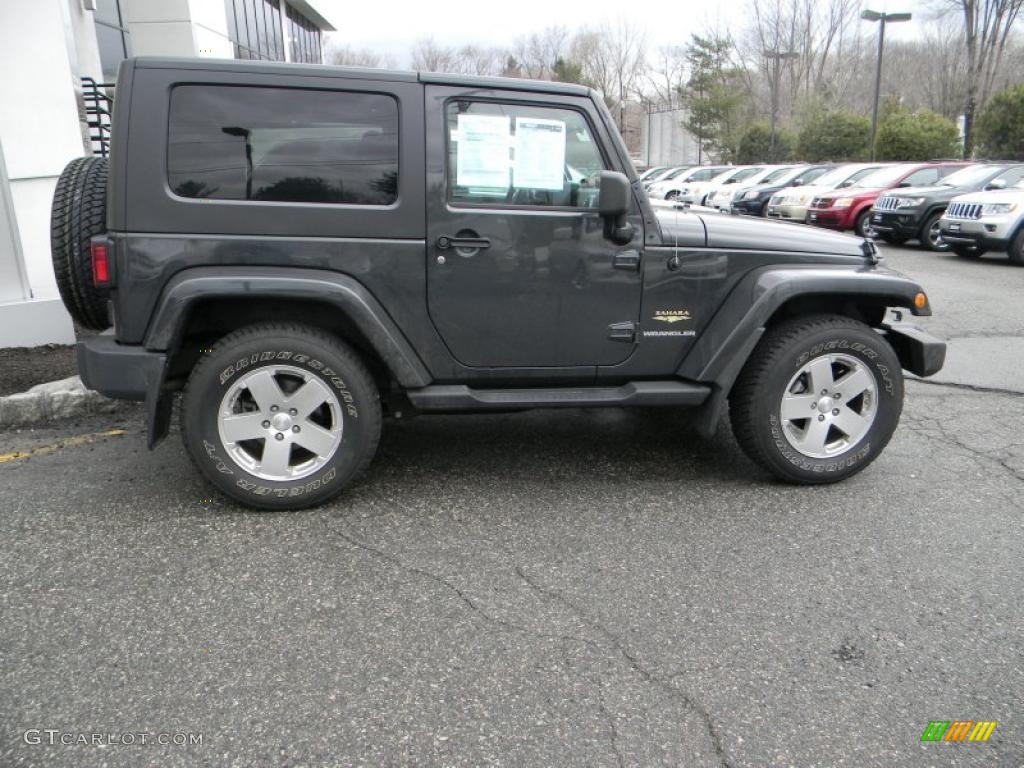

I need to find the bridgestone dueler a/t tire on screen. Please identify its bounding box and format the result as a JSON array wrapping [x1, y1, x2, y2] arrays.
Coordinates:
[[50, 156, 111, 329], [729, 314, 904, 484], [181, 323, 382, 510]]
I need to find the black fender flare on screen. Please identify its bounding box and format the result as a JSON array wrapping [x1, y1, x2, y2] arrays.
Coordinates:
[[144, 266, 433, 388], [678, 265, 931, 437]]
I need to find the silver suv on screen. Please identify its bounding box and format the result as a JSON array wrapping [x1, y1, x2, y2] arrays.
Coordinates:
[[938, 181, 1024, 263]]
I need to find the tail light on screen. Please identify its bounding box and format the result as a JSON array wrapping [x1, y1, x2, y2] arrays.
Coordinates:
[[90, 239, 109, 286]]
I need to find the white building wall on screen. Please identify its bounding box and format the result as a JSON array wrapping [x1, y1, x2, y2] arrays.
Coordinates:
[[122, 0, 233, 59], [0, 0, 100, 345], [642, 107, 701, 167]]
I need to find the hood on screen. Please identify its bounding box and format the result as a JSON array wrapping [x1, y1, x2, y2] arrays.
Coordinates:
[[818, 187, 884, 201], [654, 207, 869, 258], [948, 187, 1024, 205], [877, 184, 963, 201]]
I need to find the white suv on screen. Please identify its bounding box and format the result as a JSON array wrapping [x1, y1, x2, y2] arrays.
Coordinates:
[[938, 181, 1024, 263]]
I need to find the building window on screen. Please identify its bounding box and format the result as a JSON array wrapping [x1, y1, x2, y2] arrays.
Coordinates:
[[224, 0, 286, 61], [285, 3, 322, 64], [168, 85, 399, 205], [94, 0, 131, 81]]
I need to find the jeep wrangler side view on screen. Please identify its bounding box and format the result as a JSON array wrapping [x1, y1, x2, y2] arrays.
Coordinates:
[[51, 58, 946, 510]]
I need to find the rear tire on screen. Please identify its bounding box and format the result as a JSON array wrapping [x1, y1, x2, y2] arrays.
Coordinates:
[[50, 156, 111, 330], [729, 314, 904, 484], [180, 323, 382, 510]]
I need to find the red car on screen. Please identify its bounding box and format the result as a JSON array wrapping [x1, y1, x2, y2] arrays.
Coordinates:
[[808, 162, 968, 238]]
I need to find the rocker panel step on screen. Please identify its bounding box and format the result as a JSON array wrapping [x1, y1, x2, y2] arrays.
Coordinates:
[[406, 381, 710, 411]]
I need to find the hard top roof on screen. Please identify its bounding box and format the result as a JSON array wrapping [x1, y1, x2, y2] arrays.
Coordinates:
[[132, 57, 595, 97]]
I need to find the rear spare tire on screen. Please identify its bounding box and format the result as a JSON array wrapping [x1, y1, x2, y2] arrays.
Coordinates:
[[50, 156, 110, 330]]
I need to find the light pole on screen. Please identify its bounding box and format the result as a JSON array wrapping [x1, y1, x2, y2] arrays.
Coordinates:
[[763, 49, 799, 159], [861, 9, 912, 161]]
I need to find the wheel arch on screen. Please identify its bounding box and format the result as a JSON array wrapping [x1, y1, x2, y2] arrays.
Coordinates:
[[145, 267, 432, 391], [678, 265, 931, 438]]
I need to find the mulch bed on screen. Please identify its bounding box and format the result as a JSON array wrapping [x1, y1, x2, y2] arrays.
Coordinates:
[[0, 345, 80, 397]]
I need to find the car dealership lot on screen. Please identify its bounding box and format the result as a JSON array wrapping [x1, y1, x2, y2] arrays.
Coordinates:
[[1, 244, 1022, 767]]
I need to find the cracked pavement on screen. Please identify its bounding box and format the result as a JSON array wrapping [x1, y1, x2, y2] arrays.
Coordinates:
[[1, 244, 1022, 767]]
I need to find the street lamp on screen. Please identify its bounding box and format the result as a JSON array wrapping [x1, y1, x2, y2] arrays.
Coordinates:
[[862, 9, 912, 161], [763, 49, 799, 158]]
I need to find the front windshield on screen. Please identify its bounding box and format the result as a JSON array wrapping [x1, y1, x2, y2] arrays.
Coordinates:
[[761, 166, 796, 184], [731, 167, 763, 182], [662, 167, 689, 180], [854, 165, 912, 188], [939, 164, 998, 187], [687, 166, 724, 181], [805, 166, 855, 188]]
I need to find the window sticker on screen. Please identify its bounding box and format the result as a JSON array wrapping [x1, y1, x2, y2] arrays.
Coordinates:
[[513, 117, 567, 191], [455, 114, 511, 190]]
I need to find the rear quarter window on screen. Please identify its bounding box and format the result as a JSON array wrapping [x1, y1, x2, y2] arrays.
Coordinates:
[[167, 85, 399, 205]]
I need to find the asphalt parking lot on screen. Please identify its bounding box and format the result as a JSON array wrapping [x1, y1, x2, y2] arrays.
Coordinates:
[[1, 242, 1022, 767]]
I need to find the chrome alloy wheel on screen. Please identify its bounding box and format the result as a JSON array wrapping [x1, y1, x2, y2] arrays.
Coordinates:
[[217, 365, 343, 481], [927, 218, 948, 250], [780, 353, 878, 459]]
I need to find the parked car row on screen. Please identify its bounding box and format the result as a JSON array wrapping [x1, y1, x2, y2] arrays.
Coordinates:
[[636, 159, 1024, 264]]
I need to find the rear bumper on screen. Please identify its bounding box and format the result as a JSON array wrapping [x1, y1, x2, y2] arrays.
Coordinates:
[[880, 321, 946, 378], [77, 335, 165, 401]]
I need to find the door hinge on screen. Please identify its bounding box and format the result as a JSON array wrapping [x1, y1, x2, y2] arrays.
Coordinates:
[[608, 321, 637, 342]]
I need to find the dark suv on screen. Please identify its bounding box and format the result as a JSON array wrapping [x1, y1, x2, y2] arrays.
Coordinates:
[[871, 163, 1024, 250], [50, 58, 945, 510]]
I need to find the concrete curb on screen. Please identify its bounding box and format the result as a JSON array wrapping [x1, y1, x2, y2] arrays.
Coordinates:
[[0, 376, 123, 428]]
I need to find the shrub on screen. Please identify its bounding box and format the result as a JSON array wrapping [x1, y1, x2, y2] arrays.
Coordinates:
[[976, 83, 1024, 160], [796, 110, 870, 161], [875, 107, 960, 161], [735, 122, 795, 163]]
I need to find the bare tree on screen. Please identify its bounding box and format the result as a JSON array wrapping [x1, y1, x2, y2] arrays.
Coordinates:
[[647, 45, 688, 107], [327, 44, 393, 69], [410, 38, 459, 73], [575, 19, 648, 132], [510, 27, 572, 79], [936, 0, 1024, 153]]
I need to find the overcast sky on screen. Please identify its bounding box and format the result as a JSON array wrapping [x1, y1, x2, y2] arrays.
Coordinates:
[[323, 0, 938, 67]]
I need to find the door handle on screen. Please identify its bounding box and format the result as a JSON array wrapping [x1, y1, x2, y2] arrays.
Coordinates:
[[612, 249, 641, 271], [436, 235, 491, 251]]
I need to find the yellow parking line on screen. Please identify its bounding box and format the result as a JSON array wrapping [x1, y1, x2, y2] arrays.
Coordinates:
[[0, 429, 127, 464]]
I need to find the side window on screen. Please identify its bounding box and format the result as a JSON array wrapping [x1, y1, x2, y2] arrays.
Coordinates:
[[168, 85, 398, 205], [997, 167, 1024, 187], [445, 101, 607, 209], [903, 168, 939, 186]]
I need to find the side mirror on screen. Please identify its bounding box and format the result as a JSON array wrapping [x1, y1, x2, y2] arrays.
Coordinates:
[[897, 181, 912, 188], [791, 178, 804, 186], [838, 180, 853, 188], [985, 178, 1007, 191], [599, 171, 634, 245]]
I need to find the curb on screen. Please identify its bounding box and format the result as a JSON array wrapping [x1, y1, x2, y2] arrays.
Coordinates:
[[0, 376, 124, 428]]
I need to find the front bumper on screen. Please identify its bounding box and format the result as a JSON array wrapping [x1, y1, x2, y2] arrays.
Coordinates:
[[879, 321, 946, 378], [806, 208, 852, 230], [731, 198, 767, 215], [938, 219, 1010, 251], [766, 202, 809, 221], [871, 210, 924, 238]]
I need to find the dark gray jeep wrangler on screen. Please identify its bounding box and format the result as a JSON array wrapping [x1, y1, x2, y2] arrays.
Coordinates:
[[51, 57, 945, 510]]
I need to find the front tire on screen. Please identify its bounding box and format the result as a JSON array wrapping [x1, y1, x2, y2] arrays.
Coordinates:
[[181, 323, 382, 510], [920, 211, 949, 252], [729, 315, 904, 484], [854, 209, 874, 238], [1009, 229, 1024, 266]]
